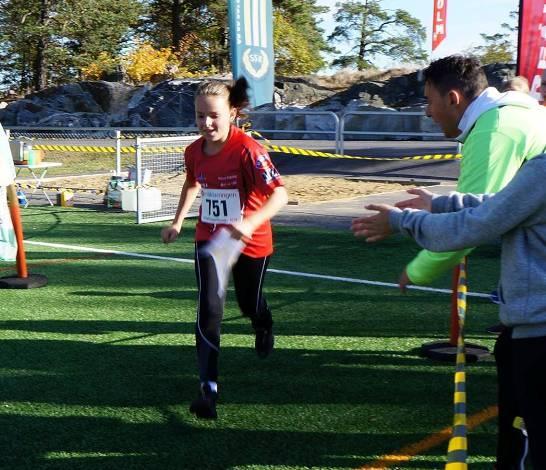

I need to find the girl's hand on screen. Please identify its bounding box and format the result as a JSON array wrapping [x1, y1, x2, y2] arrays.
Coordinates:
[[230, 220, 253, 241], [161, 225, 181, 244]]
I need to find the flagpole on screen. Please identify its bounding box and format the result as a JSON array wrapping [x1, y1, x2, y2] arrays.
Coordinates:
[[516, 0, 524, 74]]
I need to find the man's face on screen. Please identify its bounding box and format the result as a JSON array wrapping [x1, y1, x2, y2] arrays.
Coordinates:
[[424, 81, 463, 138]]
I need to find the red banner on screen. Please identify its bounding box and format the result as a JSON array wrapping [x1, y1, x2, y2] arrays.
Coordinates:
[[432, 0, 447, 51], [517, 0, 546, 102]]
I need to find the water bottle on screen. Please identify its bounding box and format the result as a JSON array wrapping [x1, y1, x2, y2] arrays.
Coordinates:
[[16, 190, 28, 207]]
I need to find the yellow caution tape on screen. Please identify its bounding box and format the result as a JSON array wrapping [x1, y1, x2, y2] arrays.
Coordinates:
[[265, 143, 461, 161], [249, 130, 462, 162], [30, 131, 461, 161]]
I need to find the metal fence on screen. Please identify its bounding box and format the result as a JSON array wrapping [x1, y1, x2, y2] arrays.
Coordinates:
[[5, 126, 198, 139], [244, 110, 342, 154], [6, 112, 454, 220], [339, 110, 445, 155], [6, 110, 448, 161], [5, 126, 199, 176]]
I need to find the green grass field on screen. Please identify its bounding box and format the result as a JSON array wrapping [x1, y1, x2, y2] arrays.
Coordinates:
[[0, 207, 502, 469]]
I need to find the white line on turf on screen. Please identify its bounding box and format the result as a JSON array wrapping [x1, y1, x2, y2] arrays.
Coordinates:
[[24, 240, 490, 298]]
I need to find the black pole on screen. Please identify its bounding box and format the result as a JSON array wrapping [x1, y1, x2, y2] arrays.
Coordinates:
[[516, 0, 524, 75]]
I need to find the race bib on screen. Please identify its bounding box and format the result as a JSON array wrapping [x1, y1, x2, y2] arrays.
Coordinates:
[[201, 188, 242, 224]]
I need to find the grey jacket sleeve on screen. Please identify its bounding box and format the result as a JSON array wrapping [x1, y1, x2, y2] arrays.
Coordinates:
[[430, 192, 493, 213], [388, 155, 546, 252]]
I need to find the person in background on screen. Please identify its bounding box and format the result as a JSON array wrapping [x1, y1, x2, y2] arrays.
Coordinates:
[[161, 78, 288, 420], [351, 153, 546, 470], [394, 54, 546, 469], [500, 75, 530, 94]]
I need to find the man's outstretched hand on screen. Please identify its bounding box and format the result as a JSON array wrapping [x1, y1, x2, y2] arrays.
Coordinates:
[[394, 188, 433, 211], [351, 204, 395, 242]]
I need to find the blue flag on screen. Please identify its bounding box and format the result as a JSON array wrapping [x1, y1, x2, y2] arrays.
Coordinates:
[[228, 0, 274, 107]]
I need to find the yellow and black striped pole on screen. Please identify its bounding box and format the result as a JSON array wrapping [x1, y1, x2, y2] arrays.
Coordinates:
[[445, 258, 468, 469]]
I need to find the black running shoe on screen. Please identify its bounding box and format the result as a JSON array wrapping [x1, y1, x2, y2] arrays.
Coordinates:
[[255, 326, 274, 358], [189, 383, 218, 419]]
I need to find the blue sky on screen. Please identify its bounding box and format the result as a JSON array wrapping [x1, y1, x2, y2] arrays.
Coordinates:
[[314, 0, 519, 70]]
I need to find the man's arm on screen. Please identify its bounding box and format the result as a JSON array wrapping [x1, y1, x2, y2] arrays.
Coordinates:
[[404, 124, 526, 286], [394, 158, 546, 251], [353, 155, 546, 251]]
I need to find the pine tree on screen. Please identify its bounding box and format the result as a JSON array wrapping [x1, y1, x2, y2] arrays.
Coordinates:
[[0, 0, 142, 91], [470, 10, 517, 65], [141, 0, 329, 75], [328, 0, 427, 70], [273, 0, 329, 74]]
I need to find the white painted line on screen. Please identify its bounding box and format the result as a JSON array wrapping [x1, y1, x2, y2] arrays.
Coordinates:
[[25, 240, 193, 264], [24, 240, 490, 298], [266, 268, 491, 297]]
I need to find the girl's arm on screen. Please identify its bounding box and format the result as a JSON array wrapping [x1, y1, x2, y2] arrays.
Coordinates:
[[232, 186, 288, 239]]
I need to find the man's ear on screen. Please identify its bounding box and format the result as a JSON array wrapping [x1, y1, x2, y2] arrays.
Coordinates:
[[229, 107, 238, 122], [447, 89, 463, 106]]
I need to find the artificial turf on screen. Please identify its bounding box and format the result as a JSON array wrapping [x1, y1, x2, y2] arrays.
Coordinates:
[[0, 206, 502, 469]]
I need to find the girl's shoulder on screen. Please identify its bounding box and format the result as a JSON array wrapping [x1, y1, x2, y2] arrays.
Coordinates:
[[186, 135, 204, 153], [230, 126, 267, 156]]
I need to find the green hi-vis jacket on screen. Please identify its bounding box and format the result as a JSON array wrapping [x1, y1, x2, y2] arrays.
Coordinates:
[[406, 88, 546, 285]]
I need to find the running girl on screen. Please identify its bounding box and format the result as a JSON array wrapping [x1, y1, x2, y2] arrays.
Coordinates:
[[161, 77, 288, 419]]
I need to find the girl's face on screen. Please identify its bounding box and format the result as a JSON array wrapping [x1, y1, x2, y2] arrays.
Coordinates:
[[195, 95, 237, 145]]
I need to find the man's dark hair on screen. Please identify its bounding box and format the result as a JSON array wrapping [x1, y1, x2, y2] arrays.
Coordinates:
[[423, 55, 488, 100]]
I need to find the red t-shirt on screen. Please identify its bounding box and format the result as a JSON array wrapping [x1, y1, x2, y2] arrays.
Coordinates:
[[184, 125, 284, 258]]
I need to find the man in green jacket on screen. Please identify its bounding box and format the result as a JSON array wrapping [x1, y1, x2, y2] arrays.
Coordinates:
[[400, 56, 546, 289], [397, 55, 546, 470]]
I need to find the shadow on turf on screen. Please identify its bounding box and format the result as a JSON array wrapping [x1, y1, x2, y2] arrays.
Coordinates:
[[0, 317, 496, 343], [0, 412, 476, 470], [70, 290, 196, 301], [0, 335, 497, 469], [0, 340, 496, 469], [0, 335, 496, 407]]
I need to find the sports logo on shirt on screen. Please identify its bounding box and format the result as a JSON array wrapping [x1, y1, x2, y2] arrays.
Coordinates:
[[197, 173, 207, 186], [255, 154, 272, 170], [255, 154, 279, 183], [261, 167, 280, 184]]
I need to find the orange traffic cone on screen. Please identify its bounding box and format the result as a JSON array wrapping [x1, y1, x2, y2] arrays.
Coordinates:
[[0, 184, 47, 289]]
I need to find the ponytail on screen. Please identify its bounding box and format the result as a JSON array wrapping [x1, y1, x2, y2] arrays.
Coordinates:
[[195, 77, 251, 117], [229, 77, 250, 110]]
